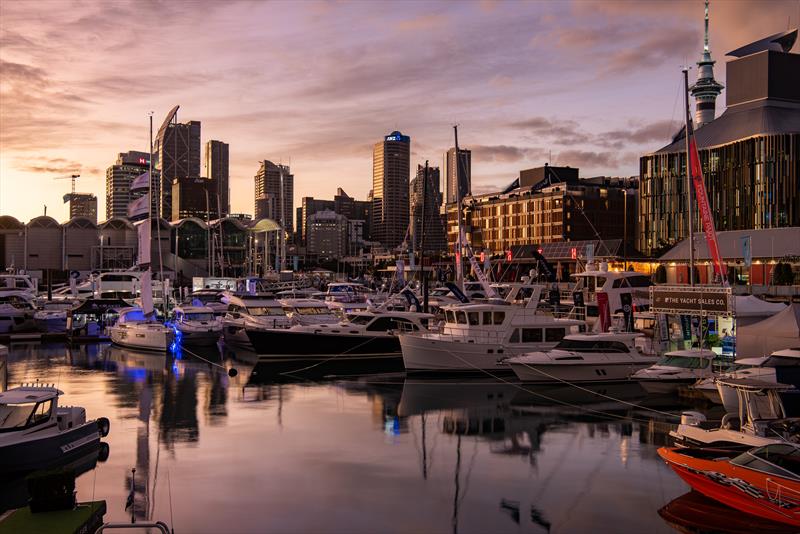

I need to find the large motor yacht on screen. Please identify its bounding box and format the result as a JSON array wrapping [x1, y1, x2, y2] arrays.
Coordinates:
[[170, 305, 222, 346], [0, 290, 37, 334], [246, 310, 434, 361], [631, 349, 718, 394], [568, 265, 652, 327], [506, 331, 656, 383], [107, 307, 175, 352], [280, 298, 339, 326], [222, 293, 291, 348], [400, 288, 584, 373], [0, 383, 110, 473]]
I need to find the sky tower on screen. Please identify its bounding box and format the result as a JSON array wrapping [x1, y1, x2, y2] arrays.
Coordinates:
[[689, 0, 724, 127]]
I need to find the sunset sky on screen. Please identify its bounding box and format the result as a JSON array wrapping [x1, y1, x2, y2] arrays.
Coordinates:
[[1, 0, 797, 223]]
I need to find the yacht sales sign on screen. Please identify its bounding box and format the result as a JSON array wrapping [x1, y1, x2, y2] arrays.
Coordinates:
[[649, 286, 733, 316]]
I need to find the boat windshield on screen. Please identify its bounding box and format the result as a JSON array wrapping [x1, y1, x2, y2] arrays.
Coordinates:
[[656, 356, 709, 369], [731, 444, 800, 480], [185, 312, 215, 322], [348, 315, 373, 325], [0, 400, 52, 431], [294, 307, 331, 315], [554, 339, 630, 353], [247, 306, 286, 317]]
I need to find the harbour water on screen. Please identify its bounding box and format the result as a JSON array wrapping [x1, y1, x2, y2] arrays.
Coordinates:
[[0, 342, 750, 533]]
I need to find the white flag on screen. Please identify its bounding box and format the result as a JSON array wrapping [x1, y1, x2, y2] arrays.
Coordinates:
[[127, 194, 149, 219], [130, 171, 150, 191], [137, 221, 151, 266]]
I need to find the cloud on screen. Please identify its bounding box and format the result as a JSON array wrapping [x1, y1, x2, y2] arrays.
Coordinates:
[[598, 120, 678, 147], [472, 145, 546, 163], [14, 157, 98, 175], [554, 149, 619, 169], [397, 13, 448, 32], [510, 116, 590, 145]]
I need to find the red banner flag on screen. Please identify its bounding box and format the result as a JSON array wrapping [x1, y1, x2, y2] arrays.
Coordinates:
[[687, 130, 726, 282], [596, 291, 611, 332]]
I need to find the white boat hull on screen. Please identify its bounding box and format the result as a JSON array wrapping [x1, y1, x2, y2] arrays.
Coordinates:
[[509, 361, 651, 383], [108, 325, 174, 352]]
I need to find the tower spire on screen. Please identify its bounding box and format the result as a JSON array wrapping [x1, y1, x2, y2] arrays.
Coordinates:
[[689, 0, 724, 127]]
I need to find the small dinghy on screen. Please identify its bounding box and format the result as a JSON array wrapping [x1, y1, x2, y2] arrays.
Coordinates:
[[0, 383, 110, 473]]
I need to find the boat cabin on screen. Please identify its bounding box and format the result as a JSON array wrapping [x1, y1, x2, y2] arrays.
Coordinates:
[[718, 378, 795, 437], [281, 298, 338, 324], [345, 311, 434, 333], [172, 306, 217, 324], [0, 384, 61, 433], [551, 332, 643, 353], [224, 294, 286, 319], [654, 349, 716, 369]]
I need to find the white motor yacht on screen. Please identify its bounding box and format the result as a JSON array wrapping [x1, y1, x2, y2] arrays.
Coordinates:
[[222, 293, 291, 348], [631, 349, 718, 394], [280, 298, 339, 326], [671, 378, 800, 451], [170, 305, 222, 346], [400, 288, 585, 373], [185, 289, 228, 317], [0, 383, 110, 473], [107, 307, 175, 352], [715, 348, 800, 412], [567, 265, 652, 327], [507, 331, 656, 383], [0, 290, 37, 334], [33, 300, 78, 332]]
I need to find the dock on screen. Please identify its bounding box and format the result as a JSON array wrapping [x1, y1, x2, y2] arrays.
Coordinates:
[[0, 500, 106, 534]]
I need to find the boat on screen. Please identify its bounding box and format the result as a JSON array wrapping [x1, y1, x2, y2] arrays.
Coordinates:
[[170, 306, 221, 346], [658, 443, 800, 528], [107, 307, 175, 352], [33, 300, 78, 332], [0, 290, 37, 334], [567, 265, 652, 327], [400, 289, 585, 373], [671, 378, 800, 450], [246, 310, 434, 361], [506, 331, 656, 383], [279, 298, 339, 326], [221, 293, 291, 348], [0, 274, 38, 296], [0, 383, 110, 473], [631, 349, 718, 394], [184, 288, 228, 317]]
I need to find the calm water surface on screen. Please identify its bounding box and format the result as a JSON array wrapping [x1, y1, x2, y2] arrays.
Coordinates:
[[2, 342, 734, 533]]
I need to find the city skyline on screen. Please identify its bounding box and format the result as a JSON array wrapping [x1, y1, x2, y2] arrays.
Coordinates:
[[1, 0, 796, 222]]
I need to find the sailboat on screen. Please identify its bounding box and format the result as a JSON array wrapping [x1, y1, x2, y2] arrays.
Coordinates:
[[108, 114, 175, 352]]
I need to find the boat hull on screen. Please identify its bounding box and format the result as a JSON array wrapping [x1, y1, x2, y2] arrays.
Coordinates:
[[108, 326, 173, 352], [0, 422, 101, 474], [509, 361, 650, 383], [247, 328, 400, 357], [178, 327, 221, 346]]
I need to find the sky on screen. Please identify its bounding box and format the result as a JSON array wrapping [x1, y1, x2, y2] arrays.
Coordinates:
[[1, 0, 797, 223]]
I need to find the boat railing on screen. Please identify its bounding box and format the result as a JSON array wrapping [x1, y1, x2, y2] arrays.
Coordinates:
[[766, 478, 800, 511], [424, 329, 509, 345], [97, 522, 170, 533]]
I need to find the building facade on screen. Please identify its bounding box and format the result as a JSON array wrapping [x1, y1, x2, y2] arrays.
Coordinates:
[[254, 160, 293, 234], [306, 209, 348, 259], [63, 193, 98, 223], [444, 147, 471, 205], [154, 119, 201, 219], [410, 165, 446, 253], [205, 140, 230, 217], [171, 177, 219, 220], [298, 188, 370, 246], [638, 36, 800, 256], [372, 131, 410, 250], [105, 151, 150, 220]]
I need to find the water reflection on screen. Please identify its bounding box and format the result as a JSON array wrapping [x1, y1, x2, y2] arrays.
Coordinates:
[[0, 342, 748, 532]]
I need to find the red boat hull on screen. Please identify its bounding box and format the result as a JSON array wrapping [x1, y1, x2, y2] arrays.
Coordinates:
[[658, 447, 800, 528]]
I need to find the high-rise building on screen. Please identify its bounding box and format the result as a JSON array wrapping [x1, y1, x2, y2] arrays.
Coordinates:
[[638, 31, 800, 256], [410, 165, 446, 253], [171, 177, 219, 220], [334, 188, 370, 239], [205, 140, 230, 216], [444, 147, 471, 205], [372, 131, 410, 249], [105, 151, 150, 220], [63, 193, 98, 223], [300, 197, 334, 245], [689, 0, 724, 127], [254, 160, 293, 234], [306, 209, 348, 259], [153, 118, 201, 219]]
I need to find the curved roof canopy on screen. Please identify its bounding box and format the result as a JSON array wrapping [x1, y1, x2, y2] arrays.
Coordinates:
[[64, 216, 97, 229], [727, 29, 797, 57], [250, 218, 281, 232], [0, 215, 23, 230], [27, 216, 60, 229], [99, 218, 134, 230]]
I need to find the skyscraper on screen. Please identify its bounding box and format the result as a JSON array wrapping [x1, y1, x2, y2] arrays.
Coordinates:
[[63, 193, 98, 223], [153, 118, 201, 219], [372, 131, 410, 249], [105, 151, 150, 220], [410, 165, 446, 253], [254, 160, 293, 234], [444, 147, 471, 205], [689, 0, 724, 127], [205, 140, 230, 216]]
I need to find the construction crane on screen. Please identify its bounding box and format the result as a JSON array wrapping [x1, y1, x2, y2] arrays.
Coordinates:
[[53, 173, 81, 193]]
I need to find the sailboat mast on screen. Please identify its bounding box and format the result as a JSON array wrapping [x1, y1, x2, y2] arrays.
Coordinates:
[[683, 68, 696, 286], [454, 125, 464, 289], [421, 160, 429, 313]]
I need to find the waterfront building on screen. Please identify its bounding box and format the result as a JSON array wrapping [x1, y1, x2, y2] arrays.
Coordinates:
[[171, 177, 219, 220], [205, 140, 230, 217], [298, 188, 370, 246], [153, 114, 201, 219], [447, 165, 636, 257], [689, 0, 724, 127], [306, 209, 348, 259], [444, 147, 471, 205], [300, 197, 334, 245], [254, 160, 293, 234], [105, 151, 150, 220], [410, 165, 446, 254], [63, 193, 98, 223], [638, 30, 800, 256], [372, 131, 410, 250]]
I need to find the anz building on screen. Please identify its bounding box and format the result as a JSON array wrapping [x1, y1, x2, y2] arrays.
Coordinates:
[[638, 30, 800, 256]]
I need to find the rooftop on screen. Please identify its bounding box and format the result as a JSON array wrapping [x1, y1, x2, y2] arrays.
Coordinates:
[[658, 227, 800, 261]]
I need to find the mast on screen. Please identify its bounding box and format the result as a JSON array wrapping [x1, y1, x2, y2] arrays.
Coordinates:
[[421, 160, 429, 313], [683, 68, 695, 286], [453, 125, 464, 289], [279, 165, 286, 272]]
